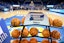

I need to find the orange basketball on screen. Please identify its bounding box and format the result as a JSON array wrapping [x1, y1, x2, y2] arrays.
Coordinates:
[[49, 18, 53, 26], [11, 29, 20, 38], [29, 38, 38, 43], [11, 18, 20, 27], [12, 39, 19, 43], [21, 28, 29, 37], [41, 40, 50, 43], [21, 17, 25, 24], [42, 29, 50, 37], [30, 27, 38, 36], [53, 19, 63, 27], [20, 39, 29, 43], [51, 30, 60, 39], [52, 40, 58, 43]]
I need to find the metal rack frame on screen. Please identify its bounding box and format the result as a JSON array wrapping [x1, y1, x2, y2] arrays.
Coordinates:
[[19, 24, 52, 43]]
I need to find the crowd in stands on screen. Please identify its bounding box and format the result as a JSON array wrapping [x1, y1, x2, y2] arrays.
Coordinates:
[[0, 1, 64, 12]]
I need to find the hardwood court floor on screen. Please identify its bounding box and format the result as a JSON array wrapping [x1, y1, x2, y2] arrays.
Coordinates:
[[0, 10, 64, 26]]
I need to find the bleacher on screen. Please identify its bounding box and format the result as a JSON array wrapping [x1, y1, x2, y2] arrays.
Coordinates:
[[0, 2, 10, 12], [0, 0, 64, 12]]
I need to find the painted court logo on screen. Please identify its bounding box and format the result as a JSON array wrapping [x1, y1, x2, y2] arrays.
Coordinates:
[[0, 26, 8, 43]]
